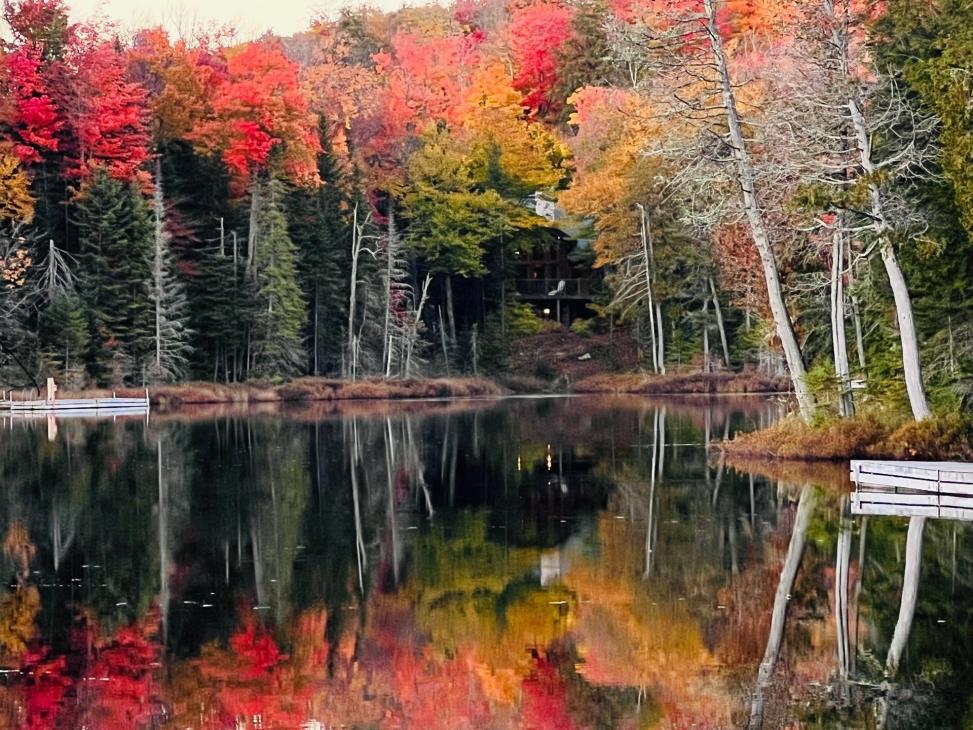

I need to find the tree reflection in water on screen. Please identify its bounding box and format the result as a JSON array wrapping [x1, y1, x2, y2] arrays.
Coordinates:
[[0, 396, 969, 728]]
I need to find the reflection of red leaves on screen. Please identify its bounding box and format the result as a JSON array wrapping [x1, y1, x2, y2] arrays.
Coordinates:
[[520, 649, 577, 730], [229, 617, 284, 678], [20, 651, 70, 730], [74, 623, 162, 729]]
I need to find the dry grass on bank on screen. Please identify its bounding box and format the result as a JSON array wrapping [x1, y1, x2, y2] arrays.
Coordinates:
[[723, 412, 973, 462], [573, 371, 789, 396], [43, 377, 502, 409]]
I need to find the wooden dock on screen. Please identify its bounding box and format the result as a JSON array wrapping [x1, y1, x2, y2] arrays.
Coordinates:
[[850, 459, 973, 521]]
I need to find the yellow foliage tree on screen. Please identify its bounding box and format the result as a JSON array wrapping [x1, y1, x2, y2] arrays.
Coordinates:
[[0, 152, 35, 224]]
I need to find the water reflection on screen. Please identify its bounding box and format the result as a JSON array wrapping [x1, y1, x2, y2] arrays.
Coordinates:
[[0, 396, 969, 728]]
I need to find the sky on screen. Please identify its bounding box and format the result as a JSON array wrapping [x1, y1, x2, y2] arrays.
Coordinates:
[[67, 0, 415, 38]]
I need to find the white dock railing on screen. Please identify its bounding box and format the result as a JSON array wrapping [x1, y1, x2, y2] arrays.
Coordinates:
[[850, 459, 973, 520]]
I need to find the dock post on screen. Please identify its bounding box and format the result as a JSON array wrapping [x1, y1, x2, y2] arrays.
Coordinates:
[[46, 377, 57, 403]]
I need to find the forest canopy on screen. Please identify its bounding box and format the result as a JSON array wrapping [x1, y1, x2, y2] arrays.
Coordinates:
[[1, 0, 971, 421]]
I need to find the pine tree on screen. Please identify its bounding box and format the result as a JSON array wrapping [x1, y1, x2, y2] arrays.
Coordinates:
[[76, 170, 154, 384], [146, 161, 193, 383], [249, 177, 306, 378]]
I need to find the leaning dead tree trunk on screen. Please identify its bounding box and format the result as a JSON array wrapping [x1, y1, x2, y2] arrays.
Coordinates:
[[749, 485, 817, 729], [847, 97, 931, 421], [703, 0, 814, 421]]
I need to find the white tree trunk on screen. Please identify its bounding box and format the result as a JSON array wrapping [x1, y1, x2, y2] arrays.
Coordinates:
[[702, 297, 710, 373], [709, 277, 731, 368], [638, 204, 659, 373], [656, 302, 666, 374], [347, 203, 359, 380], [383, 212, 394, 377], [246, 178, 260, 277], [704, 0, 814, 421], [831, 229, 855, 417], [153, 159, 165, 374], [882, 243, 931, 419]]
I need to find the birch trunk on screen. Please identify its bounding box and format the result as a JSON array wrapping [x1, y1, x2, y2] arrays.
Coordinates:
[[347, 203, 359, 380], [749, 485, 817, 729], [709, 277, 731, 368], [704, 0, 814, 421], [831, 229, 855, 416], [846, 97, 930, 420]]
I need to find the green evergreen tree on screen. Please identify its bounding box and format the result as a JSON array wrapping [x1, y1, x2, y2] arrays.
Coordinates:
[[157, 142, 241, 381], [37, 293, 88, 386], [249, 177, 306, 378], [286, 131, 353, 376], [76, 170, 154, 384]]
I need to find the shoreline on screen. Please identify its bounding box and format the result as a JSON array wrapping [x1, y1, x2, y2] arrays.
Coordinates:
[[2, 371, 793, 410]]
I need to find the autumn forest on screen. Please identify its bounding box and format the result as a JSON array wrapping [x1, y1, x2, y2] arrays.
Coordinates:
[[1, 0, 973, 422]]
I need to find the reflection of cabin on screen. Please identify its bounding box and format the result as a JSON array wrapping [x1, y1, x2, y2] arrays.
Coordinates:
[[512, 194, 595, 325]]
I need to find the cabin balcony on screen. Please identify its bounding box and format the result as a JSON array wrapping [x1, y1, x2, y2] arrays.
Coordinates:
[[513, 278, 594, 301]]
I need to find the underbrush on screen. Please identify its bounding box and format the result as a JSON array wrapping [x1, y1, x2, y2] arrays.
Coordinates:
[[574, 371, 788, 395], [724, 411, 973, 461], [55, 377, 502, 408]]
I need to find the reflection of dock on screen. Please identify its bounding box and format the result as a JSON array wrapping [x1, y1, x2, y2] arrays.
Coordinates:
[[1, 398, 150, 417], [850, 460, 973, 520]]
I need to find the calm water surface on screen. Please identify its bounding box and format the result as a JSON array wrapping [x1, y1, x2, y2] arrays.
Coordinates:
[[0, 396, 970, 729]]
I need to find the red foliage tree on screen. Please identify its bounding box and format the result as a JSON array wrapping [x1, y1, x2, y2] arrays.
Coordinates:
[[189, 39, 319, 187], [507, 1, 575, 119], [3, 47, 62, 163]]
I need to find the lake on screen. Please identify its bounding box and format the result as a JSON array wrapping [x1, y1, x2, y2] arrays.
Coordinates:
[[0, 395, 969, 729]]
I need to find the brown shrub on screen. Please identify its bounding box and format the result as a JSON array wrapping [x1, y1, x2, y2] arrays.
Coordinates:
[[878, 414, 973, 461], [725, 412, 973, 463], [723, 415, 891, 461], [573, 371, 788, 395]]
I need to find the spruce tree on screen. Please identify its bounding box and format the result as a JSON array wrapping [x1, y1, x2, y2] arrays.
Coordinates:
[[249, 177, 306, 378], [146, 162, 193, 383], [37, 293, 88, 387], [76, 170, 154, 384]]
